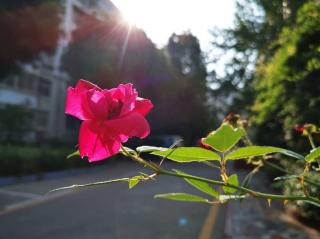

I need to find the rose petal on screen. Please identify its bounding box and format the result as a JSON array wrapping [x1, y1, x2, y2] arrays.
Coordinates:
[[77, 79, 101, 91], [65, 86, 93, 120], [134, 97, 153, 116], [79, 121, 121, 162], [87, 90, 109, 119], [106, 112, 150, 140], [110, 83, 138, 116], [65, 80, 105, 120]]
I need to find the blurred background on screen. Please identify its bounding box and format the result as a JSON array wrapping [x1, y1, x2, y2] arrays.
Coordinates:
[[0, 0, 319, 238]]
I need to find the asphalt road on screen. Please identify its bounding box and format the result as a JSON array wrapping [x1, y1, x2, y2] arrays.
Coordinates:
[[0, 159, 225, 239]]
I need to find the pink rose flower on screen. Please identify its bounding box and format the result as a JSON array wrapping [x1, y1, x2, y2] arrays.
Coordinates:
[[65, 80, 153, 162]]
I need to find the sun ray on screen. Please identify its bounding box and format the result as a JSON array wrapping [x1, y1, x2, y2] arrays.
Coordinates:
[[118, 24, 132, 69]]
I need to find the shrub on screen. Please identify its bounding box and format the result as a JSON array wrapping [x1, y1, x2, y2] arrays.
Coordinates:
[[0, 145, 88, 177]]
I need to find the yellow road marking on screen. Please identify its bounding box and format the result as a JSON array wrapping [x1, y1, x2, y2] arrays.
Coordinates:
[[197, 204, 219, 239]]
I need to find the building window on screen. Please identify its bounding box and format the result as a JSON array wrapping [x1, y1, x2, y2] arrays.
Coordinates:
[[17, 75, 37, 92], [38, 79, 51, 96], [35, 111, 49, 128], [4, 76, 15, 87]]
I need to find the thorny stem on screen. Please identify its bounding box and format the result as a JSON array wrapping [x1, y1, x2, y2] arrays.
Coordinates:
[[160, 169, 320, 206], [121, 147, 320, 207], [265, 161, 320, 189], [242, 128, 253, 146], [220, 153, 228, 182], [300, 131, 316, 196], [301, 162, 311, 196], [307, 133, 316, 149], [241, 127, 320, 190], [120, 146, 161, 173]]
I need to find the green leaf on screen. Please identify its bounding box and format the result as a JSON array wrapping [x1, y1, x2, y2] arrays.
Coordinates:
[[202, 124, 244, 152], [136, 146, 168, 153], [304, 200, 320, 208], [274, 174, 301, 181], [154, 193, 209, 203], [128, 176, 142, 189], [223, 174, 239, 194], [305, 147, 320, 162], [225, 146, 286, 160], [67, 150, 80, 159], [174, 170, 219, 198], [151, 147, 221, 162], [280, 150, 304, 161]]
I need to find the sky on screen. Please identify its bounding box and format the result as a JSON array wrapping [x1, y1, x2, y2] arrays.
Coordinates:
[[111, 0, 236, 52]]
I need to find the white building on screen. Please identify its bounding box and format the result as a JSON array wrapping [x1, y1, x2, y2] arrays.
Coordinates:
[[0, 55, 69, 141], [0, 0, 120, 142]]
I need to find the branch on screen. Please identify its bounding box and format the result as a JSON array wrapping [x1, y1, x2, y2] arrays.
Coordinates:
[[159, 169, 320, 207], [121, 148, 320, 207], [48, 178, 130, 194]]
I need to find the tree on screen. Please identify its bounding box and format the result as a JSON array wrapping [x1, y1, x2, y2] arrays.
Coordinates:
[[208, 0, 308, 119], [210, 0, 320, 221], [164, 33, 209, 143], [252, 1, 320, 148], [0, 1, 61, 77]]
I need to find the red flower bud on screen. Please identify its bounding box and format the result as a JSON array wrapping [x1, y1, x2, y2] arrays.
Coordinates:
[[294, 125, 305, 133], [197, 138, 211, 149]]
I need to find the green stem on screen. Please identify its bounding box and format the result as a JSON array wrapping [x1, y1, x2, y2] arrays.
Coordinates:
[[265, 161, 320, 189], [242, 129, 253, 146], [48, 178, 130, 194], [120, 146, 161, 172], [307, 133, 316, 149], [241, 127, 320, 189], [121, 146, 320, 206], [160, 169, 320, 206]]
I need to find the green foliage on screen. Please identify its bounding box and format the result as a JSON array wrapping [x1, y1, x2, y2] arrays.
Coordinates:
[[0, 1, 60, 77], [252, 1, 320, 148], [146, 121, 320, 210], [154, 193, 209, 203], [165, 33, 210, 143], [225, 146, 286, 160], [281, 158, 320, 220], [55, 119, 320, 218], [151, 147, 221, 162], [174, 170, 219, 198], [223, 174, 239, 194], [305, 147, 320, 162], [274, 174, 301, 182], [202, 124, 244, 152], [0, 145, 87, 177], [67, 150, 80, 159], [208, 0, 307, 116], [128, 176, 142, 189], [281, 150, 305, 161]]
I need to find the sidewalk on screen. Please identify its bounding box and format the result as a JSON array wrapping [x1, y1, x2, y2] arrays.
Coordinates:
[[223, 170, 320, 239]]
